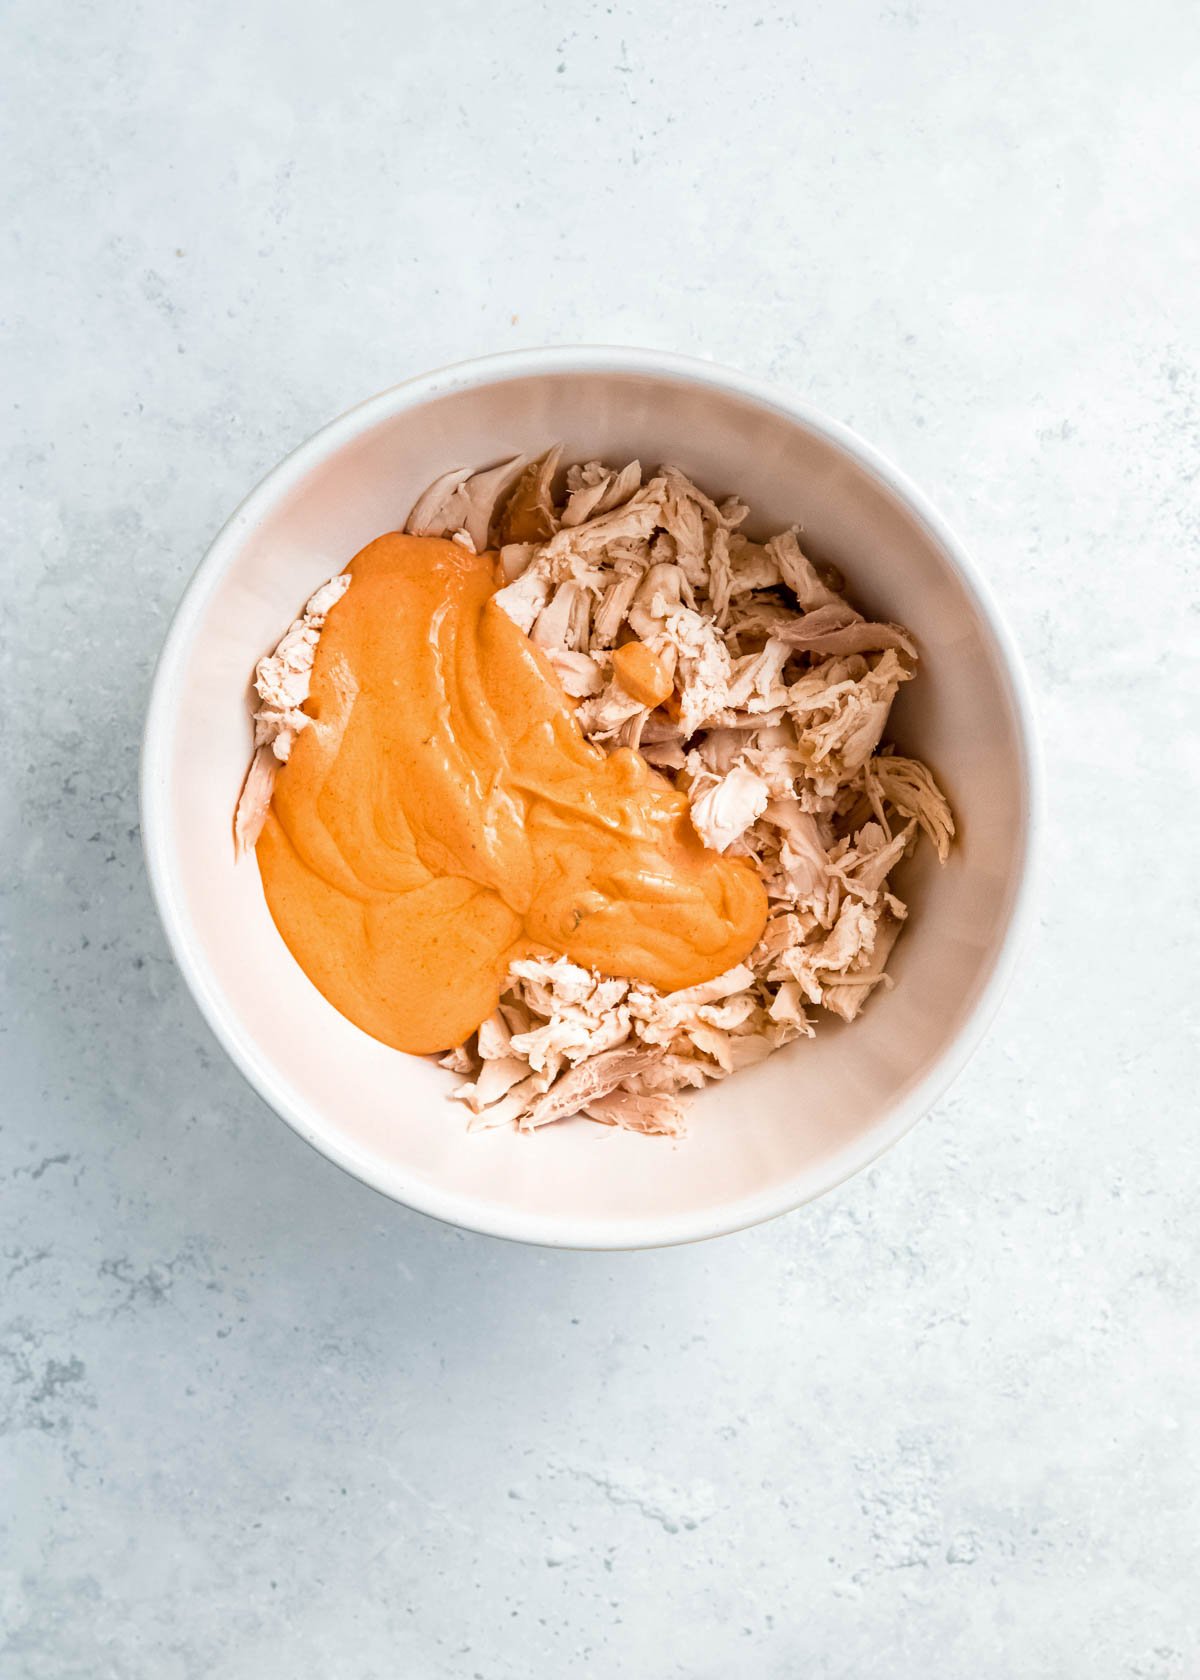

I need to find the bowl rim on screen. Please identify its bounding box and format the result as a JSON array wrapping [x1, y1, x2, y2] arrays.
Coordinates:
[[141, 345, 1043, 1250]]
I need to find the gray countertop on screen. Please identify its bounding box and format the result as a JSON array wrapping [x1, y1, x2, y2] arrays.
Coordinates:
[[3, 0, 1197, 1674]]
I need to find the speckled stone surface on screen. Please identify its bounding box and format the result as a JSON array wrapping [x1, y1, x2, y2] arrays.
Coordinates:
[[3, 0, 1198, 1674]]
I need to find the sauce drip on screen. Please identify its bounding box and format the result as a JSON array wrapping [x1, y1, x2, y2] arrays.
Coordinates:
[[256, 534, 767, 1053]]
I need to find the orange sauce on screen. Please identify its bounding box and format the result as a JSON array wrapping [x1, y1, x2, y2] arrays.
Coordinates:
[[256, 534, 767, 1053], [611, 640, 674, 707]]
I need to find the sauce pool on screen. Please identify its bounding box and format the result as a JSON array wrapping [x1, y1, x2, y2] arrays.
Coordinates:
[[256, 534, 767, 1053]]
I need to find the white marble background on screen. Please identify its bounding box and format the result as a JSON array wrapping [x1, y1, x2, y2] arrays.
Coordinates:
[[3, 0, 1198, 1674]]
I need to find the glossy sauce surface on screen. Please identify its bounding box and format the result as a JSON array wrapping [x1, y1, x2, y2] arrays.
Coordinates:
[[257, 534, 767, 1053]]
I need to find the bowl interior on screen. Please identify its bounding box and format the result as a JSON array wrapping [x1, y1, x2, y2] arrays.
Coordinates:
[[144, 357, 1033, 1246]]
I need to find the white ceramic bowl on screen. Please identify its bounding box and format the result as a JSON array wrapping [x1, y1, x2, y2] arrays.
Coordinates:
[[142, 347, 1040, 1249]]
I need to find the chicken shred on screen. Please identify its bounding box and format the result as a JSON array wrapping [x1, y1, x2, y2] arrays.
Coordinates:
[[233, 571, 351, 855], [238, 453, 954, 1136]]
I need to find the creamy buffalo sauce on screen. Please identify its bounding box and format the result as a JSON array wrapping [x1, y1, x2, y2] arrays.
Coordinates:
[[256, 534, 767, 1054]]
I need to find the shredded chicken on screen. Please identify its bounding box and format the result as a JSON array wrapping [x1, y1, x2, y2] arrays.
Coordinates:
[[235, 458, 955, 1135], [409, 453, 955, 1136], [233, 572, 350, 855]]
